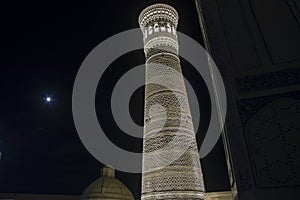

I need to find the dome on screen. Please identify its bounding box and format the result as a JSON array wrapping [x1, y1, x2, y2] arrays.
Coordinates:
[[82, 166, 135, 200]]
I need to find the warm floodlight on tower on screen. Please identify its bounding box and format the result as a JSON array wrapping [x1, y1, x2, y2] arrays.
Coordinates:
[[139, 3, 206, 200]]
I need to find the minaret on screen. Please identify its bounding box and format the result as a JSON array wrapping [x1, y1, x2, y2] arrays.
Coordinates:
[[139, 4, 206, 200]]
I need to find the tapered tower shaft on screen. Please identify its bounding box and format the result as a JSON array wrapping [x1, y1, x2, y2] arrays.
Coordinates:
[[139, 4, 206, 200]]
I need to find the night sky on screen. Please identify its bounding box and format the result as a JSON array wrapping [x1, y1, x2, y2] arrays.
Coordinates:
[[0, 0, 230, 198]]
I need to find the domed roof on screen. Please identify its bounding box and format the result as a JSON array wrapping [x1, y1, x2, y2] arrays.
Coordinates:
[[82, 166, 135, 200]]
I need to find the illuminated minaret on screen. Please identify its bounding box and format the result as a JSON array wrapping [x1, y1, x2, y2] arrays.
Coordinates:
[[139, 4, 206, 200]]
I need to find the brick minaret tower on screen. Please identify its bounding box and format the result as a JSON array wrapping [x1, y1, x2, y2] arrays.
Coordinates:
[[139, 4, 206, 200]]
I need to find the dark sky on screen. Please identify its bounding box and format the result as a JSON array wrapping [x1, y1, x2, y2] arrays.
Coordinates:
[[0, 0, 229, 198]]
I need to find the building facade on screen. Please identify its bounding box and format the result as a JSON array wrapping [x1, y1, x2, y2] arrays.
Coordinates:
[[195, 0, 300, 199]]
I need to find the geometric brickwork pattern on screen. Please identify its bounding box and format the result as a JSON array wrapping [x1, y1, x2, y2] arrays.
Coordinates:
[[139, 4, 205, 200], [245, 98, 300, 188]]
